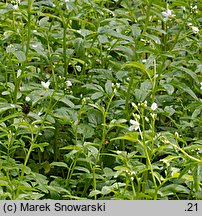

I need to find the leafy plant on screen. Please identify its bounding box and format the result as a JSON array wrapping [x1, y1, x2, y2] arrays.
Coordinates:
[[0, 0, 201, 200]]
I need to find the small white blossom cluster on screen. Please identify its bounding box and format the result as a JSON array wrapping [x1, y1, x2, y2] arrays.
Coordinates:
[[162, 9, 175, 21], [137, 100, 147, 108], [65, 80, 72, 87], [129, 110, 140, 131], [41, 81, 50, 90], [129, 119, 140, 131], [111, 82, 121, 94], [11, 0, 21, 10], [190, 4, 198, 13], [187, 23, 200, 34], [112, 83, 120, 89], [191, 26, 199, 34], [59, 76, 73, 90], [129, 101, 158, 131]]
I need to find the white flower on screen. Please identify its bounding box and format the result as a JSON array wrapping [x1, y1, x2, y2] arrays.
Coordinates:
[[38, 111, 43, 116], [191, 5, 197, 10], [17, 69, 22, 78], [151, 102, 158, 111], [191, 26, 199, 34], [162, 9, 175, 21], [41, 81, 50, 89], [175, 131, 179, 138], [116, 83, 120, 88], [32, 44, 38, 48], [145, 117, 149, 122], [162, 9, 173, 17], [129, 119, 139, 131], [76, 65, 81, 72], [65, 80, 72, 87], [13, 5, 19, 10], [200, 82, 202, 91], [131, 102, 138, 110], [25, 96, 31, 102], [181, 6, 186, 11]]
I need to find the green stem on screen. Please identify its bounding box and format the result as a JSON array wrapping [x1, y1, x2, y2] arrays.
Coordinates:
[[63, 19, 68, 79], [26, 0, 34, 62], [139, 108, 157, 199], [142, 0, 152, 35]]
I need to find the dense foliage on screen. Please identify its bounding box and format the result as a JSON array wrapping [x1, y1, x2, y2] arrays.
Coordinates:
[[0, 0, 201, 200]]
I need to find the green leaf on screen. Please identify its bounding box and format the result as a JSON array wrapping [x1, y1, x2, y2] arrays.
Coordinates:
[[105, 80, 112, 95], [144, 33, 161, 44], [50, 162, 68, 168], [123, 61, 146, 71], [164, 106, 175, 116], [98, 34, 108, 43], [89, 190, 101, 197], [74, 37, 85, 57], [0, 103, 19, 114], [135, 89, 147, 102], [91, 92, 104, 99], [172, 80, 198, 100], [74, 166, 90, 174], [160, 184, 190, 194], [13, 51, 26, 62], [111, 132, 139, 142], [53, 95, 75, 108], [77, 123, 94, 139], [83, 84, 104, 92], [161, 83, 175, 95], [87, 109, 102, 126], [33, 142, 49, 152], [177, 66, 199, 83]]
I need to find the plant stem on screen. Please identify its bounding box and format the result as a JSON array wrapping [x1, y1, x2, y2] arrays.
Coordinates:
[[26, 0, 33, 62]]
